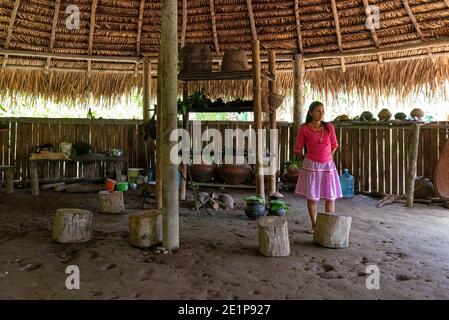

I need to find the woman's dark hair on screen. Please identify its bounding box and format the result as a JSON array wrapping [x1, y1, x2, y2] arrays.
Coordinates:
[[305, 101, 330, 132]]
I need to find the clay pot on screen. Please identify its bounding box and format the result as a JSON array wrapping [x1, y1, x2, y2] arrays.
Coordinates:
[[189, 164, 216, 183], [378, 109, 392, 121], [283, 171, 300, 184], [245, 203, 266, 220], [410, 108, 425, 121], [217, 164, 252, 185], [269, 208, 287, 217]]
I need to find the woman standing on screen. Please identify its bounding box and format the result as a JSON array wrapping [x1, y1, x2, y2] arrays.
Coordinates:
[[294, 101, 342, 234]]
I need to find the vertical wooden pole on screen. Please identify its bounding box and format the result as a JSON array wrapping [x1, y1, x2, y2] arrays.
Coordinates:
[[5, 167, 14, 194], [143, 56, 151, 122], [160, 0, 179, 250], [30, 162, 39, 196], [156, 54, 163, 210], [406, 124, 420, 208], [180, 82, 188, 201], [292, 53, 305, 159], [253, 40, 265, 199], [268, 50, 277, 196]]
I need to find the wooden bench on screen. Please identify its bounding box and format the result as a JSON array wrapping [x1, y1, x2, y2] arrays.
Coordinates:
[[0, 166, 15, 194]]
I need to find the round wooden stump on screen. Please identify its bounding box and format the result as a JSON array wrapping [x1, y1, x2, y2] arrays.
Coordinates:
[[258, 216, 290, 257], [52, 208, 93, 243], [313, 213, 352, 248], [129, 210, 162, 248], [98, 191, 125, 214]]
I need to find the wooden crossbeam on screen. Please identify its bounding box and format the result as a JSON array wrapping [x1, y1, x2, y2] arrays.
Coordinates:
[[181, 0, 187, 47], [293, 0, 304, 54], [45, 0, 61, 71], [246, 0, 257, 41], [2, 0, 21, 69], [88, 0, 98, 77], [209, 0, 220, 53], [330, 0, 346, 72]]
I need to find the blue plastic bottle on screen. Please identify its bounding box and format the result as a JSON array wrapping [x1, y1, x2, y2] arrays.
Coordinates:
[[340, 168, 354, 199]]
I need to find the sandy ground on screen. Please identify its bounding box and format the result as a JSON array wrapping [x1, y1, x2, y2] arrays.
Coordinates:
[[1, 187, 449, 300]]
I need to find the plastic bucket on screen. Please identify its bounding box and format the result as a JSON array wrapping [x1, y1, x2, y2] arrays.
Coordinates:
[[116, 182, 128, 192], [60, 142, 72, 156], [105, 179, 117, 192]]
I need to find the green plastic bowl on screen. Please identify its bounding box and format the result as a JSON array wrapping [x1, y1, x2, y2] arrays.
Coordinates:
[[116, 182, 128, 192]]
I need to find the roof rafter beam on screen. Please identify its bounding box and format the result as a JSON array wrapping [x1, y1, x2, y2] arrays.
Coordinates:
[[245, 0, 257, 41], [401, 0, 433, 58], [45, 0, 61, 71], [134, 0, 146, 76], [2, 0, 21, 69], [293, 0, 304, 54], [181, 0, 187, 47], [209, 0, 220, 54], [330, 0, 346, 72], [88, 0, 98, 77]]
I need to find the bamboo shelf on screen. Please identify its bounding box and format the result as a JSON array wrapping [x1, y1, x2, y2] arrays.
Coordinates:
[[179, 70, 274, 82]]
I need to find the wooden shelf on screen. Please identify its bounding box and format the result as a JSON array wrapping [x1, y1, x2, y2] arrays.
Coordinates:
[[179, 70, 274, 82], [188, 105, 253, 113], [0, 128, 10, 134]]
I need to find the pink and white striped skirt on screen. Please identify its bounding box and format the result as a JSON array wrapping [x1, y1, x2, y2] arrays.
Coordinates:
[[295, 157, 343, 202]]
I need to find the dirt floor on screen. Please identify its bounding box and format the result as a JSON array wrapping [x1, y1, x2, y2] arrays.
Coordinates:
[[1, 187, 449, 300]]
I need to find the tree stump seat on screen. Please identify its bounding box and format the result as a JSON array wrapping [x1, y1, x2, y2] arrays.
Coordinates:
[[0, 166, 15, 194]]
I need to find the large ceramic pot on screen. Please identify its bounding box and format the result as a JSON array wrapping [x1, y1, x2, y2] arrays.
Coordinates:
[[189, 164, 216, 183], [217, 164, 252, 185], [283, 171, 300, 184]]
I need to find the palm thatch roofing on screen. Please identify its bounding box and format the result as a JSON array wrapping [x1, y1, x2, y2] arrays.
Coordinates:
[[0, 0, 449, 103]]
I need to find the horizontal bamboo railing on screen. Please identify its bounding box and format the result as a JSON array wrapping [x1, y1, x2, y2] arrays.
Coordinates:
[[0, 118, 447, 195]]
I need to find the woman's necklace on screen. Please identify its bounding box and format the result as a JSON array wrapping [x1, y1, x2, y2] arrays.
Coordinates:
[[310, 122, 324, 144]]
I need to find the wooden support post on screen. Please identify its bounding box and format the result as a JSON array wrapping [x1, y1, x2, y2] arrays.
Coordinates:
[[143, 56, 152, 122], [155, 53, 163, 210], [292, 53, 305, 159], [253, 40, 265, 199], [180, 82, 188, 201], [258, 216, 290, 257], [268, 50, 277, 195], [5, 167, 14, 194], [406, 124, 421, 208], [30, 162, 39, 196], [160, 0, 179, 250]]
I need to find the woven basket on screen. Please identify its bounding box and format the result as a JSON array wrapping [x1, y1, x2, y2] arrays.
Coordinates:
[[180, 45, 212, 73], [262, 93, 285, 112]]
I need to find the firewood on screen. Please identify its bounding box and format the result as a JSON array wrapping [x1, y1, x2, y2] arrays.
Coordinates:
[[196, 192, 209, 207], [376, 194, 397, 208], [208, 197, 220, 210], [41, 182, 66, 190]]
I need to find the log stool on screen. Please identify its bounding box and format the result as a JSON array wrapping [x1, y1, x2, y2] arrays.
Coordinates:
[[258, 216, 290, 257], [313, 213, 352, 248], [52, 208, 93, 243], [129, 210, 162, 248], [98, 191, 125, 214], [0, 166, 14, 194]]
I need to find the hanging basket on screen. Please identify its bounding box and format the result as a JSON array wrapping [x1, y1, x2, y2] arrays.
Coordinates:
[[262, 93, 285, 112]]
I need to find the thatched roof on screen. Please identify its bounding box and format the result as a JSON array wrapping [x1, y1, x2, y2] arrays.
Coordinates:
[[0, 0, 449, 103]]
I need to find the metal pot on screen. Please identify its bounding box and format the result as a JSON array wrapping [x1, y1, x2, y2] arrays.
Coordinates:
[[111, 149, 123, 157]]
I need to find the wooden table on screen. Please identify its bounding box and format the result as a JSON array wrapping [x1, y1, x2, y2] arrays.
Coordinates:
[[29, 155, 126, 196]]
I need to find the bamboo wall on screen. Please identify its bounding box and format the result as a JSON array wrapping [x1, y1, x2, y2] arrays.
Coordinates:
[[0, 118, 152, 184], [0, 118, 447, 195]]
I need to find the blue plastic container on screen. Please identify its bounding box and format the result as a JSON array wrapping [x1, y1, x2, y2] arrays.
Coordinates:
[[340, 168, 354, 199]]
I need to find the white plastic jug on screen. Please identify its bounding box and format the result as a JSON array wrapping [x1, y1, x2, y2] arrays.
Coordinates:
[[60, 142, 72, 156]]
